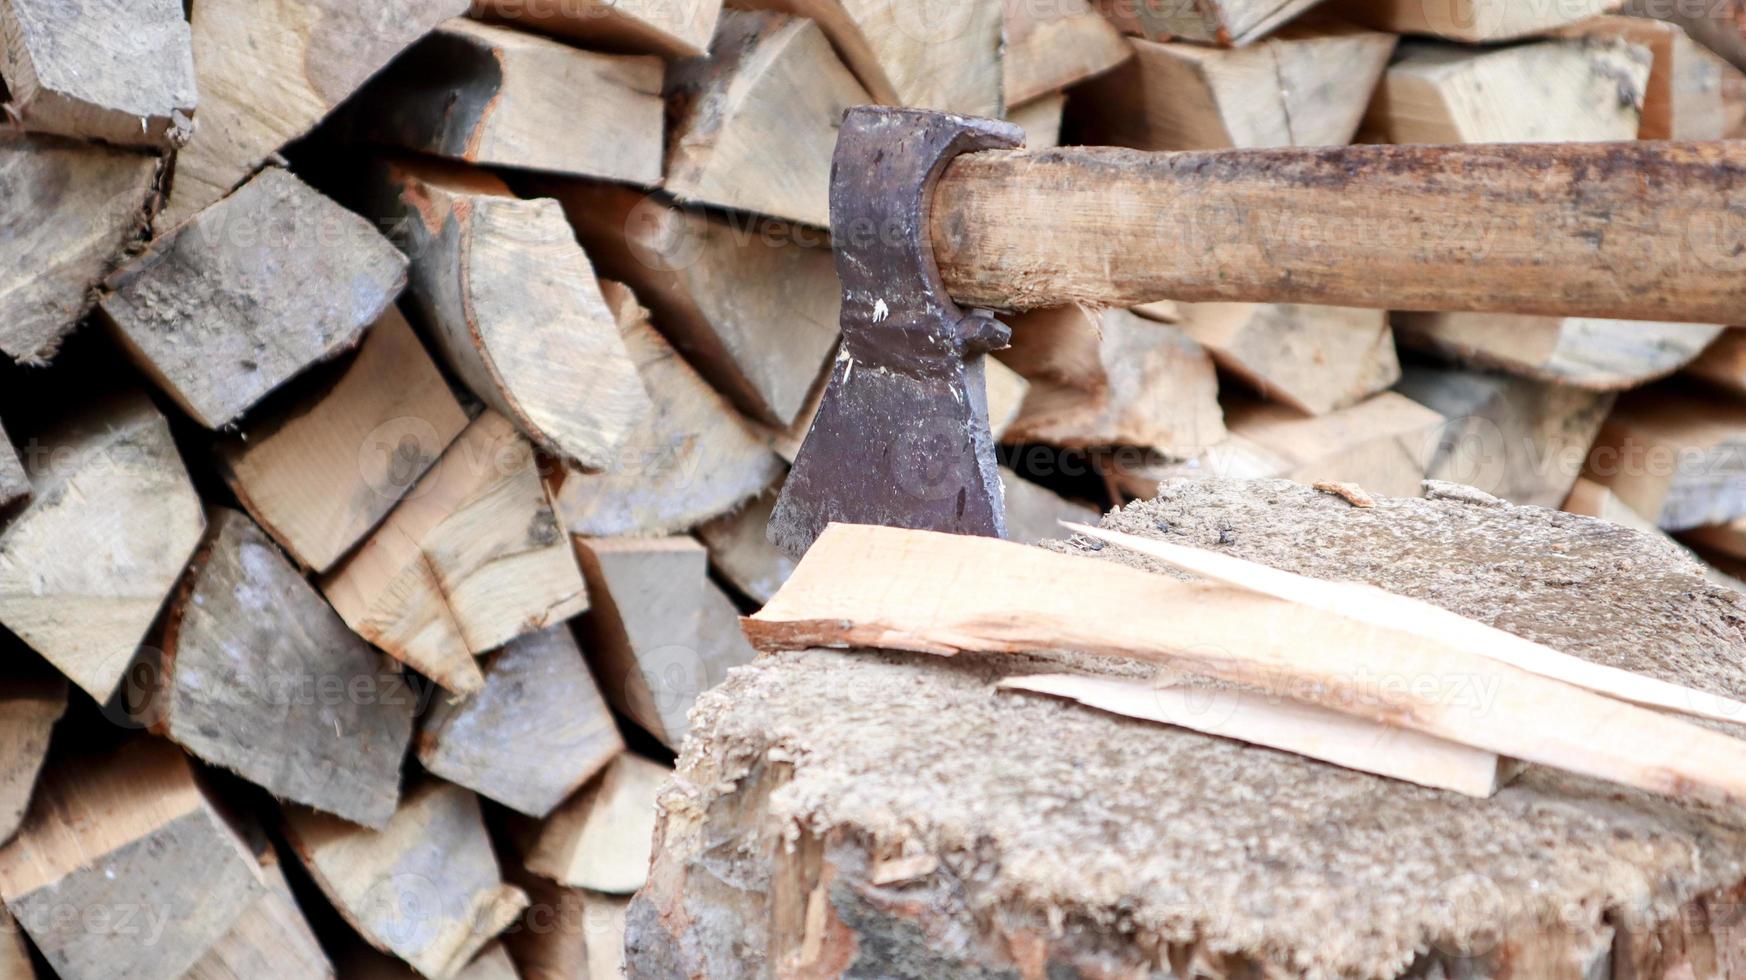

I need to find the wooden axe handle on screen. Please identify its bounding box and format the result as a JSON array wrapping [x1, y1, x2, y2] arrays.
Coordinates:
[[930, 141, 1746, 323]]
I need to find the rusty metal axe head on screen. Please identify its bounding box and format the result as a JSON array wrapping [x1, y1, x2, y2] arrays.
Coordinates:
[[768, 107, 1025, 560]]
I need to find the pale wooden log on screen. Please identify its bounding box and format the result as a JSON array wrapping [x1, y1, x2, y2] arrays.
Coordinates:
[[0, 739, 266, 980], [162, 0, 469, 227], [1073, 22, 1396, 150], [102, 167, 408, 429], [1685, 328, 1746, 395], [505, 873, 627, 980], [1333, 0, 1625, 41], [0, 0, 195, 148], [1131, 299, 1182, 324], [997, 306, 1226, 456], [1112, 392, 1443, 502], [215, 306, 469, 574], [0, 135, 158, 365], [515, 752, 669, 894], [186, 843, 334, 980], [932, 141, 1746, 321], [1397, 313, 1724, 390], [339, 940, 519, 980], [664, 11, 870, 228], [696, 481, 797, 605], [323, 411, 588, 695], [0, 393, 204, 701], [1002, 0, 1128, 106], [0, 906, 33, 979], [999, 468, 1099, 546], [1175, 303, 1398, 415], [1587, 387, 1746, 531], [471, 0, 722, 57], [357, 19, 663, 186], [0, 656, 63, 846], [1556, 14, 1739, 139], [1095, 0, 1327, 45], [552, 281, 783, 537], [283, 780, 529, 980], [0, 423, 24, 510], [372, 159, 649, 471], [417, 624, 624, 819], [1005, 93, 1064, 149], [1397, 366, 1614, 510], [527, 178, 840, 428], [155, 508, 416, 828], [1624, 0, 1746, 71]]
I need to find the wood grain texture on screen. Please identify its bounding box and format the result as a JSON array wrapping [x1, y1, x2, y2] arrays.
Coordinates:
[[373, 159, 649, 471], [516, 753, 669, 894], [0, 739, 265, 980], [471, 0, 722, 57], [216, 306, 469, 574], [0, 393, 204, 702], [503, 872, 627, 980], [1002, 0, 1128, 105], [0, 135, 158, 365], [0, 0, 195, 147], [1006, 92, 1064, 149], [1585, 386, 1746, 531], [186, 845, 334, 980], [1397, 313, 1723, 390], [930, 142, 1746, 321], [163, 0, 469, 227], [0, 655, 63, 846], [1333, 0, 1625, 41], [156, 509, 416, 829], [103, 167, 408, 429], [0, 906, 33, 979], [418, 624, 624, 818], [0, 422, 24, 509], [1097, 0, 1327, 44], [359, 19, 663, 186], [696, 481, 797, 604], [323, 411, 588, 696], [1175, 302, 1399, 416], [1556, 14, 1738, 139]]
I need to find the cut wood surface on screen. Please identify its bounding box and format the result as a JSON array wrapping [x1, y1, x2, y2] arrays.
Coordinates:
[[1685, 328, 1746, 395], [747, 523, 1746, 806], [216, 306, 469, 574], [529, 178, 841, 428], [1556, 14, 1741, 139], [0, 422, 24, 509], [1585, 386, 1746, 531], [357, 18, 663, 186], [1006, 92, 1064, 149], [156, 508, 415, 829], [162, 0, 469, 226], [0, 135, 158, 365], [1002, 0, 1129, 106], [0, 739, 265, 980], [0, 0, 196, 148], [1624, 0, 1746, 72], [552, 282, 783, 537], [323, 410, 589, 695], [1396, 313, 1724, 390], [0, 906, 33, 979], [0, 656, 63, 845], [0, 393, 204, 702], [1000, 468, 1100, 546], [102, 167, 408, 429], [1097, 0, 1327, 45], [517, 752, 668, 894], [1175, 302, 1398, 415], [186, 844, 334, 980], [339, 940, 518, 980], [504, 872, 628, 980], [664, 11, 871, 228], [930, 141, 1746, 321], [372, 158, 650, 471], [470, 0, 722, 57], [696, 483, 797, 604], [1333, 0, 1626, 42], [418, 624, 624, 818], [1074, 22, 1396, 150], [283, 780, 529, 980]]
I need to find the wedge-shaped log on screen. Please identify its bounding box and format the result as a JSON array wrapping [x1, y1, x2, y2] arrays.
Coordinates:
[[284, 780, 529, 980], [418, 625, 624, 818], [1396, 313, 1723, 390], [1333, 0, 1625, 42], [0, 422, 24, 508], [0, 907, 32, 979], [216, 306, 469, 573], [504, 871, 628, 980], [358, 19, 663, 186], [186, 840, 334, 980], [1007, 93, 1064, 148], [1097, 0, 1328, 45], [0, 136, 158, 364], [323, 411, 589, 695], [0, 740, 266, 980], [163, 0, 469, 226], [156, 509, 416, 828], [664, 11, 871, 228], [102, 168, 408, 428], [696, 481, 797, 604], [1001, 0, 1128, 106], [0, 393, 204, 701], [552, 282, 782, 537], [0, 654, 63, 846], [1175, 303, 1398, 415], [470, 0, 722, 57], [514, 753, 669, 894], [1557, 14, 1741, 139], [341, 941, 519, 979], [1586, 386, 1746, 531], [372, 158, 649, 471]]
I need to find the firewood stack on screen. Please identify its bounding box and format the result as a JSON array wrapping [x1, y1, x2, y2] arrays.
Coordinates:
[[2, 0, 1746, 977]]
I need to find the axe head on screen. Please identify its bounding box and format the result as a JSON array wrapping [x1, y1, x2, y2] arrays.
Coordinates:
[[768, 107, 1026, 560]]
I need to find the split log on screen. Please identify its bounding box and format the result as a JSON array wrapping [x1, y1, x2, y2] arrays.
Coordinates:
[[0, 0, 195, 148], [551, 282, 783, 537], [1334, 0, 1626, 41], [1396, 314, 1724, 390], [162, 0, 469, 227], [1000, 468, 1100, 546], [1073, 21, 1396, 150], [417, 624, 624, 818], [0, 423, 24, 509], [0, 739, 266, 980], [1001, 0, 1129, 106], [371, 158, 649, 471], [696, 481, 797, 605], [1174, 303, 1399, 415], [356, 19, 663, 186], [0, 907, 32, 979], [527, 178, 841, 428], [1006, 93, 1064, 149], [1362, 39, 1652, 144], [1585, 386, 1746, 531], [1685, 328, 1746, 396], [340, 941, 518, 980], [186, 841, 334, 980], [470, 0, 723, 57], [1623, 0, 1746, 71], [505, 872, 628, 980], [996, 306, 1226, 457], [1095, 0, 1326, 45], [1556, 14, 1742, 139], [154, 508, 416, 828], [663, 11, 871, 228], [0, 393, 204, 702], [283, 780, 529, 980], [322, 410, 589, 695], [0, 655, 63, 845], [215, 306, 469, 574], [515, 752, 669, 893], [102, 167, 409, 429], [1396, 365, 1615, 510], [0, 135, 158, 364]]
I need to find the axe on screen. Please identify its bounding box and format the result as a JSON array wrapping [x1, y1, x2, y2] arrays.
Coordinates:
[[769, 106, 1746, 558]]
